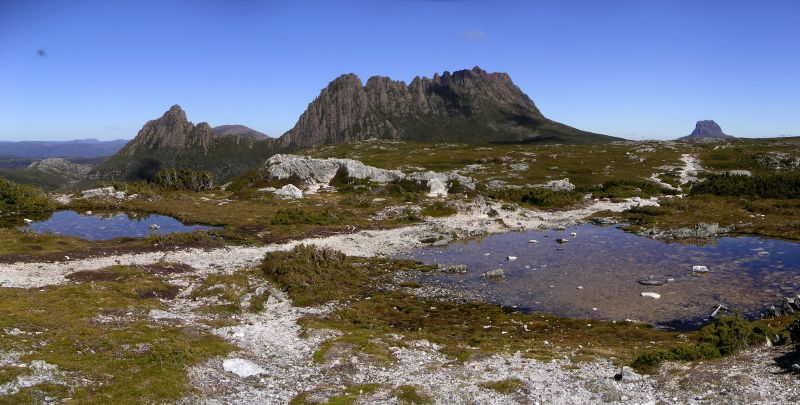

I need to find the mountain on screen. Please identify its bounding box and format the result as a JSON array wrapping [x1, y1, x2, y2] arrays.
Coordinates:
[[280, 67, 617, 148], [94, 105, 277, 180], [0, 139, 128, 158], [97, 68, 619, 181], [214, 125, 270, 140], [679, 120, 735, 140]]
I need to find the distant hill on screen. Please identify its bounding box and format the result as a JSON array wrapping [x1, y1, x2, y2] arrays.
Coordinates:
[[679, 120, 736, 141], [213, 125, 270, 140], [0, 139, 128, 158], [280, 67, 618, 148], [94, 105, 278, 181]]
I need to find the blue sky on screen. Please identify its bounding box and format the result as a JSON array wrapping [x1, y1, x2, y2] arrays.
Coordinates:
[[1, 0, 798, 141]]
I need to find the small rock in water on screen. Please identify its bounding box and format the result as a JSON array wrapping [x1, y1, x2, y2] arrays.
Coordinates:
[[692, 265, 709, 273], [149, 224, 161, 231], [438, 264, 467, 274], [641, 292, 661, 299], [556, 238, 569, 244], [507, 256, 518, 261], [23, 218, 33, 224], [570, 232, 577, 237], [638, 279, 666, 286], [577, 286, 584, 290], [482, 268, 504, 279], [85, 211, 93, 215], [528, 239, 538, 244]]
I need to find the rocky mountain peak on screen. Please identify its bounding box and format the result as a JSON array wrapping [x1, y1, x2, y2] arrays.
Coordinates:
[[680, 120, 735, 140], [278, 67, 604, 148]]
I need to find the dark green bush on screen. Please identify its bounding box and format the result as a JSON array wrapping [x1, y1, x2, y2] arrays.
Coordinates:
[[270, 207, 341, 225], [0, 176, 55, 215], [631, 316, 769, 373], [691, 171, 800, 199], [593, 179, 676, 199], [483, 186, 585, 209], [154, 168, 214, 192]]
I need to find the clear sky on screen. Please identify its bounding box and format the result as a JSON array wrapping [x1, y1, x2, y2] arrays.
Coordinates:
[[1, 0, 798, 141]]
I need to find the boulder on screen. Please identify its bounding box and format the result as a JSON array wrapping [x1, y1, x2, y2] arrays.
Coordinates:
[[274, 184, 303, 199], [82, 187, 126, 200], [541, 178, 575, 191]]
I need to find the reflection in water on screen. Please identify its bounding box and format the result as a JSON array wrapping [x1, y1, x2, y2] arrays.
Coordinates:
[[17, 210, 218, 240], [398, 225, 800, 328]]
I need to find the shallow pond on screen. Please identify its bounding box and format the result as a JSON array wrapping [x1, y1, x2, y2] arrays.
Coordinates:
[[17, 210, 218, 240], [398, 224, 800, 328]]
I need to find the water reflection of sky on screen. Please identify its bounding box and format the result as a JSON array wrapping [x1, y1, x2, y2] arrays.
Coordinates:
[[399, 224, 800, 327], [18, 210, 217, 240]]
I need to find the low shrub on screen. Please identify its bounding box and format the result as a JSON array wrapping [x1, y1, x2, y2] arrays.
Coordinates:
[[483, 186, 585, 209], [420, 201, 457, 217], [631, 316, 770, 373], [691, 171, 800, 199], [270, 207, 341, 225], [0, 176, 55, 215], [593, 179, 676, 199], [155, 168, 214, 192]]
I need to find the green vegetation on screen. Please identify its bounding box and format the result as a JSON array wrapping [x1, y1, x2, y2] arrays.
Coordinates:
[[155, 168, 214, 191], [395, 385, 432, 404], [482, 185, 585, 209], [271, 207, 344, 226], [594, 179, 676, 199], [631, 316, 774, 373], [478, 378, 526, 394], [420, 200, 457, 217], [692, 171, 800, 199], [0, 265, 233, 402], [0, 176, 55, 215]]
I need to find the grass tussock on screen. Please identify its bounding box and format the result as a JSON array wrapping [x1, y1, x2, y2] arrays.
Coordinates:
[[483, 186, 585, 209], [420, 200, 457, 217], [478, 378, 526, 394]]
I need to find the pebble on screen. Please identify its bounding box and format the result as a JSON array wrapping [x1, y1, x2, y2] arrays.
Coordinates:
[[641, 292, 661, 299]]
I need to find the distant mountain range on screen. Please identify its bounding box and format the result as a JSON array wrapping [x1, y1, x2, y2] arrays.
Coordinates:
[[679, 120, 736, 141], [0, 139, 129, 158], [94, 67, 617, 180]]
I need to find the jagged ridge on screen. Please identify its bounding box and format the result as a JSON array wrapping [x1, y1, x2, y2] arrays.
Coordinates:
[[280, 67, 617, 147]]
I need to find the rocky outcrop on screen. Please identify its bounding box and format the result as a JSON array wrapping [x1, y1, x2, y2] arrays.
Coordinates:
[[28, 158, 92, 180], [679, 120, 735, 141], [262, 154, 475, 197], [280, 67, 616, 148]]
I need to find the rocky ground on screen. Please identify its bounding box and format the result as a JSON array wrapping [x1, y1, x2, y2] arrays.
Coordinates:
[[2, 196, 798, 403]]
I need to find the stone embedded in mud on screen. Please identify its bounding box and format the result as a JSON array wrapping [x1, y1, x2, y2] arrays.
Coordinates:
[[641, 292, 661, 299], [222, 358, 266, 378]]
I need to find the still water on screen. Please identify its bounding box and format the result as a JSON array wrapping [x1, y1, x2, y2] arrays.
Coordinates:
[[17, 210, 218, 240], [399, 224, 800, 327]]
